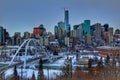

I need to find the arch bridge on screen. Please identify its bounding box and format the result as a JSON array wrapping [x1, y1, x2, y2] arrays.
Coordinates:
[[9, 38, 49, 68]]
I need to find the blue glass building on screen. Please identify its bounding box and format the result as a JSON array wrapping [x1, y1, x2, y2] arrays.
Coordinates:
[[64, 9, 70, 37], [104, 24, 109, 31], [82, 20, 91, 35], [54, 25, 58, 39], [0, 26, 4, 45], [58, 21, 65, 30]]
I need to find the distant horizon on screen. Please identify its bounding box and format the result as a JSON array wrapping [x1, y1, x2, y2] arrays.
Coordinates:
[[0, 0, 120, 36]]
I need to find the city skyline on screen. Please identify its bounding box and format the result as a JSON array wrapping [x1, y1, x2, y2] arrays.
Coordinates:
[[0, 0, 120, 36]]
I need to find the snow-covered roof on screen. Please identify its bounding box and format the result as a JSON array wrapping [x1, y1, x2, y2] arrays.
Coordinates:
[[79, 50, 98, 53], [97, 46, 120, 49], [7, 46, 19, 48]]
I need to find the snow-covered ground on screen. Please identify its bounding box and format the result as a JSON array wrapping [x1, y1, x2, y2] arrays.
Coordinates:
[[0, 61, 18, 65], [3, 52, 106, 79], [5, 68, 61, 79]]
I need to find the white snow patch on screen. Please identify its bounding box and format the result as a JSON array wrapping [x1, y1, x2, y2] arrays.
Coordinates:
[[5, 68, 61, 79]]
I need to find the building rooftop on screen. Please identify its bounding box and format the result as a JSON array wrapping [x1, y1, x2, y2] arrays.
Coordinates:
[[97, 46, 120, 49]]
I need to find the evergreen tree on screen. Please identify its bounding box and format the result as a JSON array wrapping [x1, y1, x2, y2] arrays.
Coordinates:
[[37, 58, 45, 80], [13, 66, 19, 80], [62, 57, 70, 77], [97, 57, 103, 67], [106, 54, 110, 63], [70, 57, 72, 78], [76, 53, 79, 61], [31, 71, 36, 80], [88, 58, 93, 68]]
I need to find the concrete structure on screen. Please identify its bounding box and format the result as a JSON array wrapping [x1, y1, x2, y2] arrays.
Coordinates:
[[65, 37, 70, 47], [39, 36, 49, 46], [76, 25, 83, 40], [103, 32, 109, 45], [85, 34, 92, 45], [24, 32, 31, 39], [71, 30, 77, 38], [108, 27, 114, 44], [33, 24, 46, 38], [115, 29, 120, 34], [73, 25, 79, 30], [12, 32, 21, 45], [94, 23, 102, 39]]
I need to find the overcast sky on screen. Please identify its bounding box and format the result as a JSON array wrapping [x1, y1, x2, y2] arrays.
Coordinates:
[[0, 0, 120, 36]]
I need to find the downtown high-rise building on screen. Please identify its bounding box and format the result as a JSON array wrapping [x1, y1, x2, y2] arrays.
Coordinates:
[[71, 30, 77, 38], [82, 20, 91, 36], [54, 21, 66, 40], [33, 24, 46, 38], [0, 26, 4, 45], [104, 24, 109, 32], [24, 32, 31, 39], [54, 25, 58, 39], [64, 9, 70, 37], [94, 23, 102, 39], [115, 29, 120, 34], [73, 25, 79, 30], [76, 24, 83, 40], [12, 32, 21, 45], [108, 27, 114, 44], [81, 20, 91, 45], [58, 21, 65, 30]]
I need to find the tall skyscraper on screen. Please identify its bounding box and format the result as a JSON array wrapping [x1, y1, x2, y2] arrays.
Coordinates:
[[4, 29, 10, 45], [82, 20, 91, 36], [109, 27, 113, 36], [94, 23, 102, 39], [64, 9, 70, 37], [108, 27, 114, 44], [54, 25, 58, 39], [90, 25, 95, 36], [64, 10, 69, 26], [0, 26, 4, 45], [104, 24, 109, 32], [76, 24, 83, 40]]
